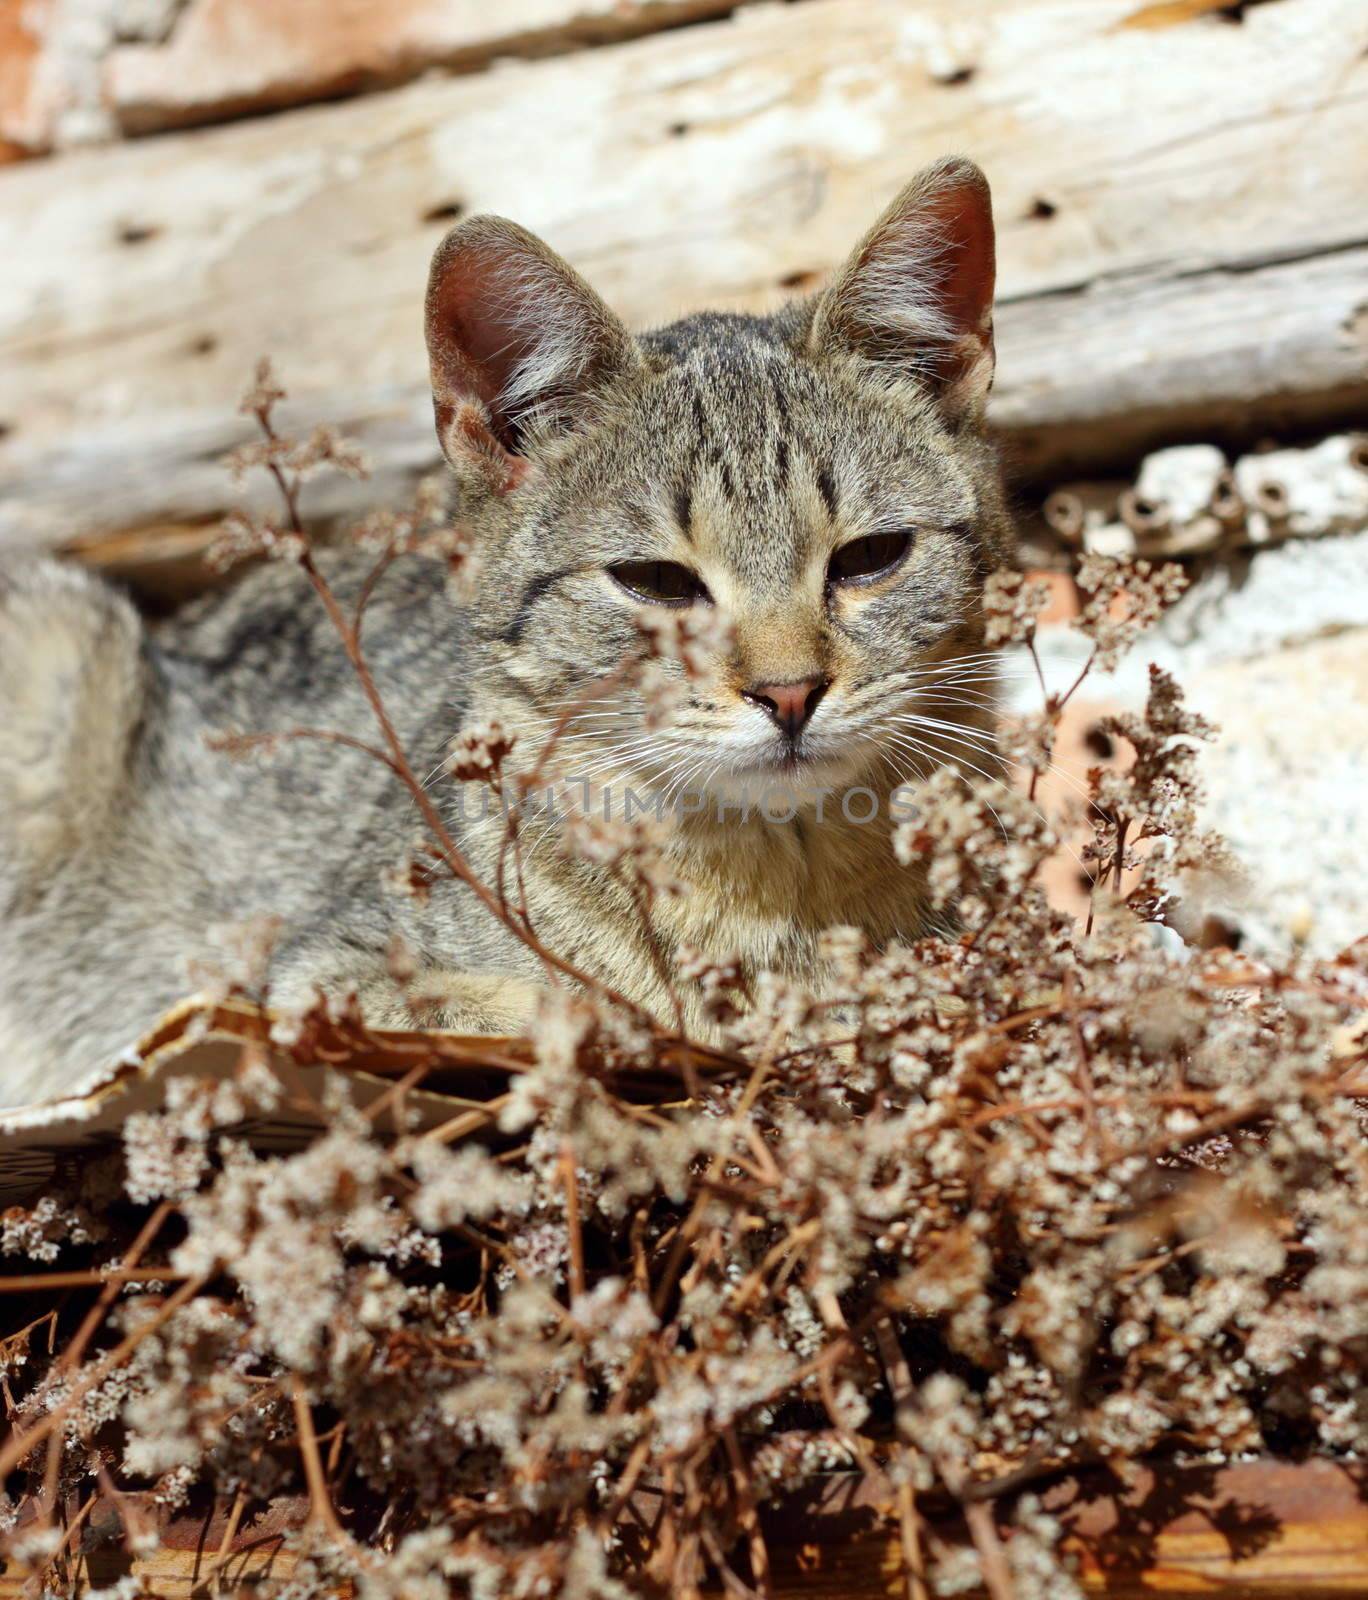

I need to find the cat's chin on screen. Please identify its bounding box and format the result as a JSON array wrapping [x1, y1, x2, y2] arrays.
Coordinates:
[[697, 748, 871, 804]]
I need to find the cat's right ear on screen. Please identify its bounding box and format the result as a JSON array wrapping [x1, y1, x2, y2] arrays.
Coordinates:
[[807, 157, 997, 423], [425, 217, 641, 491]]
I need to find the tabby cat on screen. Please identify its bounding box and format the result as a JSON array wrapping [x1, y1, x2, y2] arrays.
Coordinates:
[[0, 156, 1012, 1100]]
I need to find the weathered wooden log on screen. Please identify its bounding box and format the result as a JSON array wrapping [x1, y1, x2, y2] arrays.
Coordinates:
[[105, 0, 761, 136], [1, 0, 764, 154], [1, 0, 1366, 561], [3, 1458, 1364, 1596]]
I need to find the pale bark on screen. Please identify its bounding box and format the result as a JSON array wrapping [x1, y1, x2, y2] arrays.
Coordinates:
[[1, 0, 1364, 557]]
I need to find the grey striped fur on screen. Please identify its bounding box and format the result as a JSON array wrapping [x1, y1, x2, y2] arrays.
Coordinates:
[[0, 157, 1013, 1098]]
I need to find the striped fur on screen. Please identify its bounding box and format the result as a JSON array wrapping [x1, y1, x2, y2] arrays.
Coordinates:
[[0, 157, 1013, 1095]]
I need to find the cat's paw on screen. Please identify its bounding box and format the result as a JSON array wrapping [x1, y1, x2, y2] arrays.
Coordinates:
[[285, 967, 549, 1036], [399, 971, 549, 1035], [0, 560, 147, 891]]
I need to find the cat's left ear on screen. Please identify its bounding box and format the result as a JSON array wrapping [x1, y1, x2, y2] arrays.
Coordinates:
[[807, 156, 996, 422], [425, 216, 642, 490]]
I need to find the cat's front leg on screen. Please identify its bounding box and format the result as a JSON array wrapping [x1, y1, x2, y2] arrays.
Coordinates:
[[350, 970, 551, 1037]]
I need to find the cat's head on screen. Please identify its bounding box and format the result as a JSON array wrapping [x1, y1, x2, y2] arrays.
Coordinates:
[[425, 157, 1012, 803]]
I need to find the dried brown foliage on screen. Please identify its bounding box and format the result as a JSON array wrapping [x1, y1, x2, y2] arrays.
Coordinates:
[[1, 369, 1365, 1599]]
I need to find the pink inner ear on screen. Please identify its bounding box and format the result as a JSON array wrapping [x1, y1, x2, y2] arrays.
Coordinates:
[[923, 180, 996, 338], [428, 216, 641, 463], [428, 244, 536, 421]]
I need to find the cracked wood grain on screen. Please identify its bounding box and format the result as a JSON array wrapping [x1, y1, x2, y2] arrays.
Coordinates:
[[0, 0, 1364, 567]]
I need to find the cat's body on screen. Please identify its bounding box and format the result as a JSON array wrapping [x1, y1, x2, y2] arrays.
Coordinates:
[[0, 159, 1013, 1099]]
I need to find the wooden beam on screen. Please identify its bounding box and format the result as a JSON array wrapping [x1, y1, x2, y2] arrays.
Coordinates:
[[4, 1458, 1364, 1595], [104, 0, 761, 136], [1, 0, 765, 154], [1, 0, 1365, 556], [996, 242, 1368, 481]]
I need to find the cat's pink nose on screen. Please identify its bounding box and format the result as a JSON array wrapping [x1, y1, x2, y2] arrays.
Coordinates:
[[742, 677, 830, 739]]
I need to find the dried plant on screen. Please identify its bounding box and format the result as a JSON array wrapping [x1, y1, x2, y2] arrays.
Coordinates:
[[1, 368, 1364, 1599]]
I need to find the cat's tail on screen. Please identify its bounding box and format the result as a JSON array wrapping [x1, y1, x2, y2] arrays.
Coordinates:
[[0, 560, 149, 910]]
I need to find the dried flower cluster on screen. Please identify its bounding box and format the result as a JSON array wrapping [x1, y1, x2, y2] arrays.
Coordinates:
[[1072, 555, 1187, 674], [1, 378, 1364, 1600], [981, 570, 1051, 648], [634, 602, 735, 731], [443, 720, 516, 784]]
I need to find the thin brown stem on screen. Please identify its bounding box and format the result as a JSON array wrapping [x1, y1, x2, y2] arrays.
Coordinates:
[[722, 1425, 773, 1600], [290, 1377, 349, 1543], [199, 1486, 248, 1581], [561, 1139, 587, 1302], [246, 395, 657, 1031], [962, 1500, 1018, 1600], [0, 1266, 187, 1294]]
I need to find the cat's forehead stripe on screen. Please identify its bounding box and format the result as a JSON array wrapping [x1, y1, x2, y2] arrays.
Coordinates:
[[674, 483, 694, 541]]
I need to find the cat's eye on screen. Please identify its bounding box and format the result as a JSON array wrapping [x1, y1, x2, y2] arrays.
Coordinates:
[[827, 530, 913, 587], [608, 560, 710, 607]]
